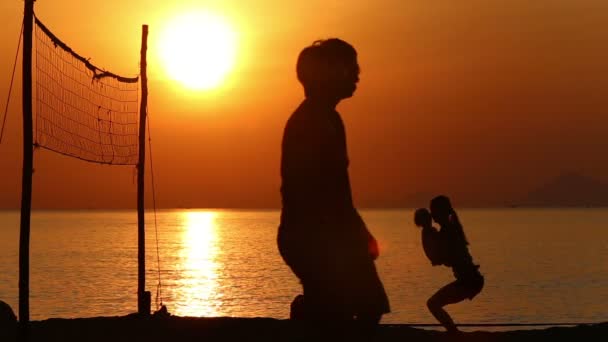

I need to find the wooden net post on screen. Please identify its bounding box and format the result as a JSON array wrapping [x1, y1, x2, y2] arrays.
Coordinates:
[[19, 1, 35, 339], [137, 24, 150, 316]]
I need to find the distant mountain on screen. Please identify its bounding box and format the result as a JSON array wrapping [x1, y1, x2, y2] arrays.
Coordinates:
[[519, 172, 608, 207]]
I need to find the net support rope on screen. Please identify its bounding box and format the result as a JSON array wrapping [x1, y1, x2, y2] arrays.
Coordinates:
[[147, 114, 164, 310], [0, 19, 23, 145]]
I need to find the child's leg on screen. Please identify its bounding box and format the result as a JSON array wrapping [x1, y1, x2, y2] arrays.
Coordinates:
[[427, 281, 470, 332]]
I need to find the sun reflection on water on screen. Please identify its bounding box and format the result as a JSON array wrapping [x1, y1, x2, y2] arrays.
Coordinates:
[[174, 210, 221, 317]]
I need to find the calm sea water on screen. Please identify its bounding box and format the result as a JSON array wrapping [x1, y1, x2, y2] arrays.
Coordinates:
[[0, 209, 606, 328]]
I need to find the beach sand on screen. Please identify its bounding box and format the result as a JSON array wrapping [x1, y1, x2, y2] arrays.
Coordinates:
[[1, 315, 606, 341]]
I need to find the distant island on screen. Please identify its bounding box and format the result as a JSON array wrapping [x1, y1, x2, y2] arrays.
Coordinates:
[[513, 172, 608, 208], [394, 172, 608, 209]]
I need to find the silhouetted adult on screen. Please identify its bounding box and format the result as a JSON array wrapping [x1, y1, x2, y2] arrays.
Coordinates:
[[426, 195, 484, 333], [277, 39, 390, 331]]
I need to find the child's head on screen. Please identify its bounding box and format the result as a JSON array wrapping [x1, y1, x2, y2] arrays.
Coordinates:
[[430, 195, 453, 224], [414, 208, 432, 228]]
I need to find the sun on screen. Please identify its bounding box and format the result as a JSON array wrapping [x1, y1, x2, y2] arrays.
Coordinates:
[[159, 11, 237, 90]]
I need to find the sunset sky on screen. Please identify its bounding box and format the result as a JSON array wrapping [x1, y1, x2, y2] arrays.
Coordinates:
[[1, 0, 607, 209]]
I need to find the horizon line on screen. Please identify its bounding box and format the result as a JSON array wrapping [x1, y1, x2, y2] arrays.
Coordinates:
[[1, 205, 608, 211]]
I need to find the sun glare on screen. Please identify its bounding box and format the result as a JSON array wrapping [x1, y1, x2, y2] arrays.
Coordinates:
[[159, 12, 237, 90], [176, 210, 221, 317]]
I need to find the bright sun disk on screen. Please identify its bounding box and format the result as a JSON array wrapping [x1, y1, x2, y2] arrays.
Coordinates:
[[159, 12, 237, 90]]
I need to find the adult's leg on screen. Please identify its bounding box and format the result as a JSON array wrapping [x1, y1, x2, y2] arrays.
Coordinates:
[[301, 280, 354, 341], [427, 281, 470, 333], [290, 294, 306, 320], [349, 258, 388, 341], [353, 313, 382, 341]]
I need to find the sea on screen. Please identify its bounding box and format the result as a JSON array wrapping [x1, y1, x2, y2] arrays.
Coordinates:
[[0, 208, 606, 329]]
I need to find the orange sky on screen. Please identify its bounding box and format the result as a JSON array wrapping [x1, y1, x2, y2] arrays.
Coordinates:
[[1, 0, 608, 209]]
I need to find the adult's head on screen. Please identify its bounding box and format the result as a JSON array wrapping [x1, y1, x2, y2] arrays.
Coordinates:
[[296, 38, 359, 101], [430, 195, 469, 245], [430, 195, 453, 226]]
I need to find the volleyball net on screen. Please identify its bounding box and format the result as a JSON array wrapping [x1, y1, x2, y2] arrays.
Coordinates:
[[33, 17, 140, 165]]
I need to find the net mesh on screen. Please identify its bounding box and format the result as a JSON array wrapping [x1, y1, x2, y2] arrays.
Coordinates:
[[34, 18, 140, 165]]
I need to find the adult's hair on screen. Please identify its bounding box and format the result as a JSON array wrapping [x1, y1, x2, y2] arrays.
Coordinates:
[[296, 38, 357, 95], [430, 195, 469, 245]]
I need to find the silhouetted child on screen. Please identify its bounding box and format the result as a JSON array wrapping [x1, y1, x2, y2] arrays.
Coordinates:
[[417, 196, 484, 333], [414, 208, 445, 266]]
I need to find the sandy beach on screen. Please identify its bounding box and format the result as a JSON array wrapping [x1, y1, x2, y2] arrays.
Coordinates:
[[1, 315, 606, 342]]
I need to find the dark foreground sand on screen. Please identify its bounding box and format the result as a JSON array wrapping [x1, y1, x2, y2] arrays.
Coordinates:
[[1, 315, 606, 342]]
